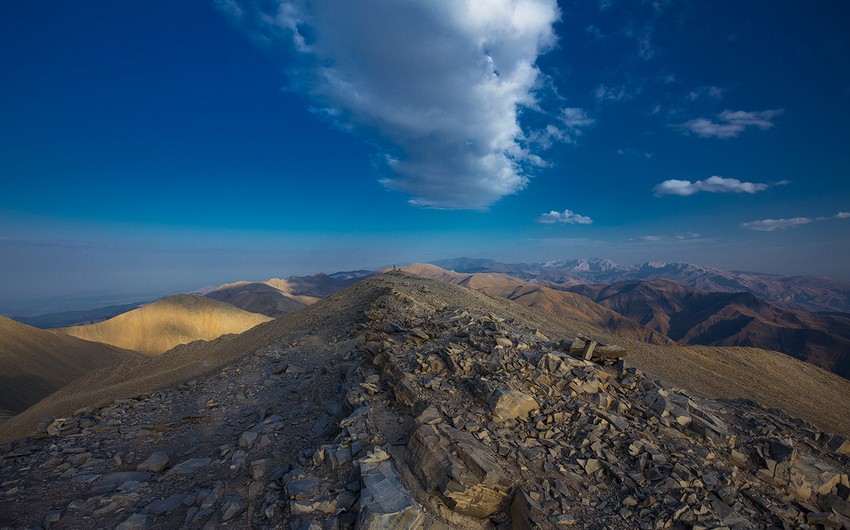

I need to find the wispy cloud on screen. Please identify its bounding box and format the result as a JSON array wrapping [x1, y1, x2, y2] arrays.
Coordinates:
[[687, 85, 726, 101], [678, 109, 783, 139], [617, 148, 652, 158], [219, 0, 561, 210], [595, 84, 632, 102], [631, 232, 702, 242], [653, 176, 787, 197], [536, 209, 593, 225], [528, 107, 595, 148], [741, 212, 850, 231]]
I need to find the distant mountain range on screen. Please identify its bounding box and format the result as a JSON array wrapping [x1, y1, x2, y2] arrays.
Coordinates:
[[418, 261, 850, 379], [432, 257, 850, 314]]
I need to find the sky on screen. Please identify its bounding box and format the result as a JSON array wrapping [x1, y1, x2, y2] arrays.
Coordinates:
[[2, 1, 850, 312]]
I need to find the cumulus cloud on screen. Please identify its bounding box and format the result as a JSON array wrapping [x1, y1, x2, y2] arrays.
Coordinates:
[[218, 0, 562, 210], [741, 212, 850, 231], [679, 109, 783, 139], [653, 176, 780, 197], [536, 209, 593, 225]]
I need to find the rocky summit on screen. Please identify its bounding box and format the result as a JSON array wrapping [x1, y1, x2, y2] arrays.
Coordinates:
[[2, 272, 850, 529]]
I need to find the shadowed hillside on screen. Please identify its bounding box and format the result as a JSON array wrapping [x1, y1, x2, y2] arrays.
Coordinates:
[[58, 295, 272, 355], [205, 282, 306, 317], [568, 279, 850, 379], [0, 316, 143, 421]]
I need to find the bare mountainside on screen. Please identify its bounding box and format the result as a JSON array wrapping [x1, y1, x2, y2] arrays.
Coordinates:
[[205, 282, 307, 317], [208, 273, 366, 314], [397, 264, 671, 345], [1, 272, 849, 529], [434, 257, 850, 314], [58, 295, 273, 355], [568, 279, 850, 379], [0, 316, 143, 423]]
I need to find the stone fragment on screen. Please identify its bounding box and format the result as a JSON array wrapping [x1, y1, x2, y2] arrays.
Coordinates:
[[490, 389, 540, 422], [220, 498, 246, 522], [136, 451, 170, 473], [166, 457, 211, 477], [358, 453, 426, 529], [144, 493, 187, 515], [43, 510, 61, 527]]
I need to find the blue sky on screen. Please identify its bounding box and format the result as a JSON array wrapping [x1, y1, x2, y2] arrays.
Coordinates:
[[2, 1, 849, 311]]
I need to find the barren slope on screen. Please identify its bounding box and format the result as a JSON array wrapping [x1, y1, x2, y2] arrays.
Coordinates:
[[205, 282, 306, 317], [58, 295, 272, 354], [0, 316, 143, 420], [570, 279, 850, 378], [400, 264, 671, 345]]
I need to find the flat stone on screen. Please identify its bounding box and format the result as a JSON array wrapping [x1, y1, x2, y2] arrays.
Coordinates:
[[136, 451, 170, 473], [166, 457, 211, 477], [100, 471, 152, 485], [239, 431, 259, 448], [220, 498, 246, 522], [358, 456, 426, 529], [144, 493, 187, 515], [490, 389, 539, 422]]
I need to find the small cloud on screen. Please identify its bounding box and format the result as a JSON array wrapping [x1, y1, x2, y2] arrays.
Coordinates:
[[585, 25, 603, 40], [640, 235, 663, 241], [740, 217, 814, 231], [527, 107, 595, 148], [687, 85, 726, 101], [536, 209, 594, 225], [675, 232, 701, 240], [678, 109, 783, 139], [595, 84, 630, 102], [654, 176, 773, 197], [741, 211, 850, 231], [617, 148, 652, 158]]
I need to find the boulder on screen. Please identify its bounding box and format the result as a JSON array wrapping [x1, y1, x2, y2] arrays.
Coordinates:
[[490, 389, 539, 422], [358, 449, 426, 530], [408, 418, 513, 518]]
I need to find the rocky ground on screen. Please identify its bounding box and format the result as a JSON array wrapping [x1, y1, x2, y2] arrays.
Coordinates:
[[2, 272, 849, 529]]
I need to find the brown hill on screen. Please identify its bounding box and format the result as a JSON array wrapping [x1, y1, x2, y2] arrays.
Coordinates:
[[58, 295, 272, 355], [205, 282, 306, 317], [0, 316, 142, 421], [398, 264, 671, 345], [568, 279, 850, 379]]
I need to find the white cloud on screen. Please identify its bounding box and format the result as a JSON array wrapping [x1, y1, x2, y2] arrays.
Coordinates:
[[741, 212, 850, 231], [526, 107, 594, 148], [687, 85, 726, 101], [219, 0, 562, 210], [594, 84, 630, 102], [536, 209, 593, 225], [678, 109, 783, 139], [740, 217, 814, 231], [653, 176, 773, 197], [639, 235, 662, 241]]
